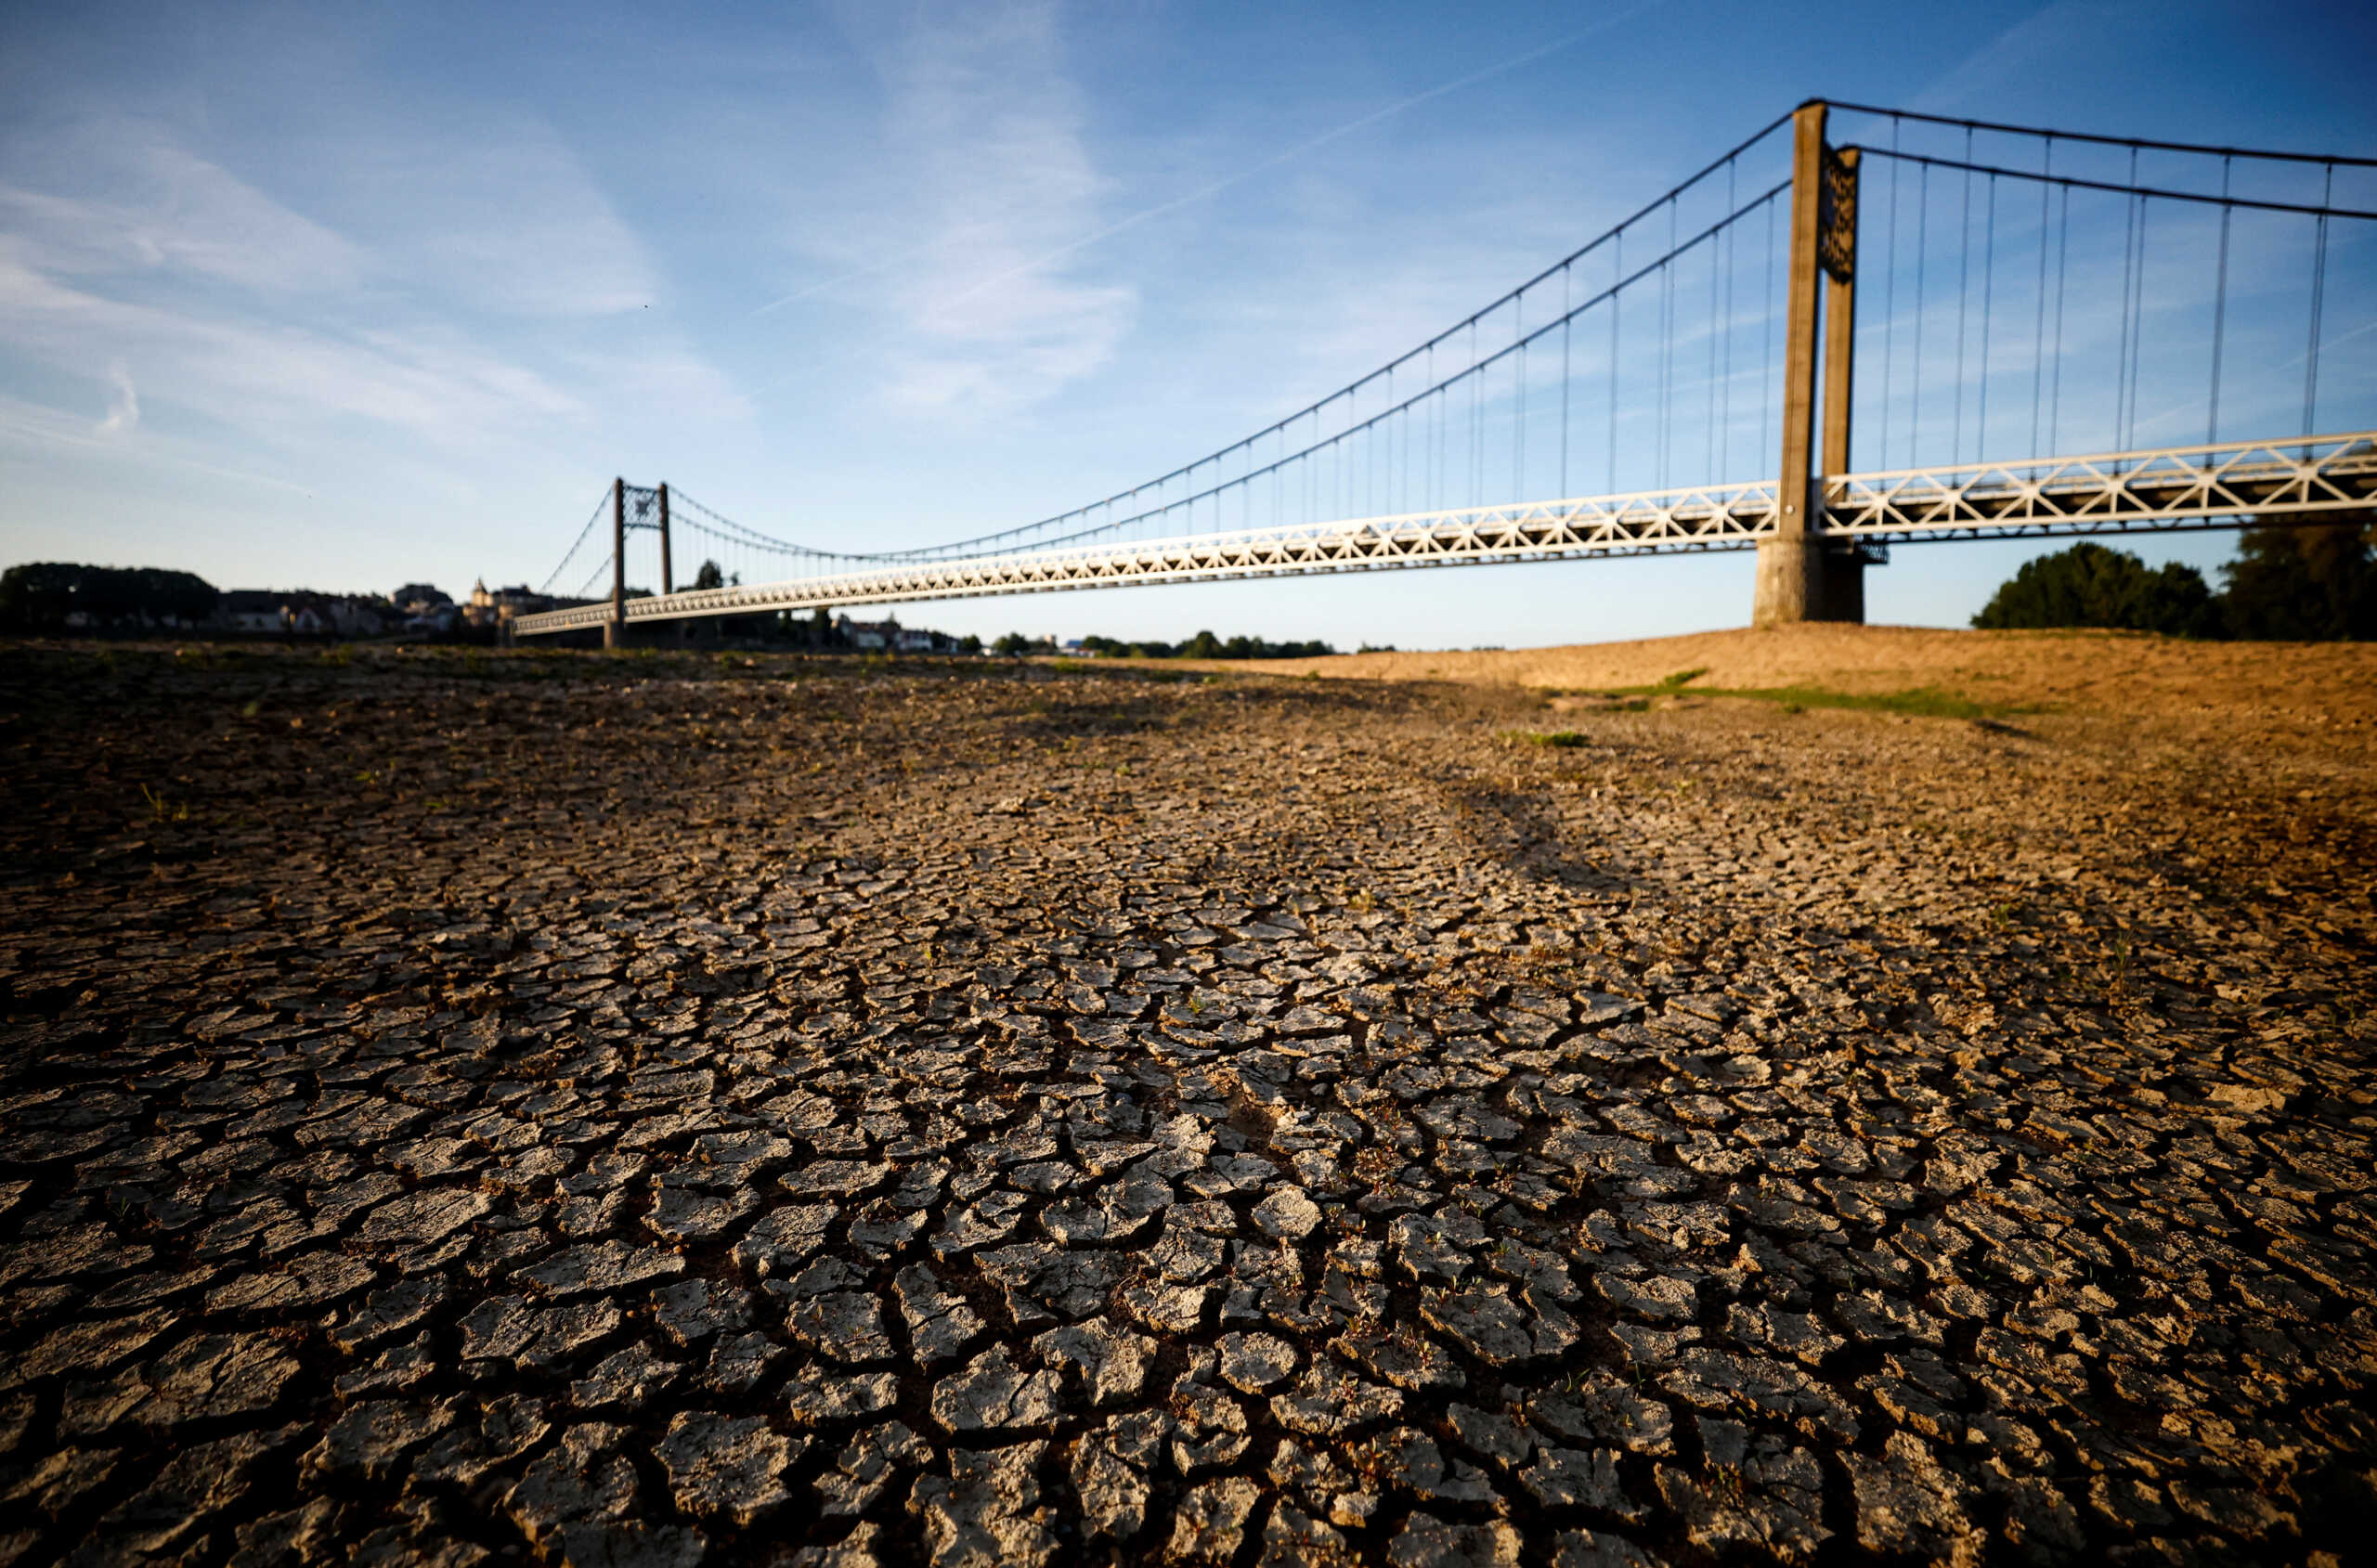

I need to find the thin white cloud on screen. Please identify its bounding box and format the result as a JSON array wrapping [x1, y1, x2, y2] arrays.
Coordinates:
[[0, 110, 749, 452], [753, 6, 1667, 320], [796, 1, 1137, 414], [0, 112, 662, 320], [933, 3, 1669, 317], [0, 242, 582, 439], [1907, 0, 2190, 120], [356, 128, 660, 319], [0, 143, 366, 297], [0, 389, 109, 450], [0, 388, 316, 498], [97, 359, 137, 436], [555, 336, 754, 425]]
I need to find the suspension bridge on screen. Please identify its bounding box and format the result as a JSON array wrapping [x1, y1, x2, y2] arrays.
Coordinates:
[[514, 100, 2377, 642]]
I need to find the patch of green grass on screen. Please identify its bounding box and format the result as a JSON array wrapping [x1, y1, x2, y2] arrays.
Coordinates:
[[1562, 664, 2017, 720], [1713, 683, 2000, 719], [1544, 667, 1705, 702]]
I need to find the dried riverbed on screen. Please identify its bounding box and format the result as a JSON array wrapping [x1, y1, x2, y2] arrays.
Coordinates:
[[1, 643, 2371, 1566]]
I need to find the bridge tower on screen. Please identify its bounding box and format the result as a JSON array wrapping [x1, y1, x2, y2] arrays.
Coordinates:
[[1755, 100, 1869, 626], [604, 477, 626, 648]]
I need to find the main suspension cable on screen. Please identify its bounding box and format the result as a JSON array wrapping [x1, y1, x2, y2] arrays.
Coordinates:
[[539, 486, 617, 598], [1826, 101, 2377, 169], [1851, 148, 2377, 222], [865, 110, 1799, 562]]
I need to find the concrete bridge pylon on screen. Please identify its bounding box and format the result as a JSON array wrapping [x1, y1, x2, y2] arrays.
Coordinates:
[[1755, 100, 1871, 627]]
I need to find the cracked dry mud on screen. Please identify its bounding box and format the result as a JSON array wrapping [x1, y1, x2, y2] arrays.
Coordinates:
[[1, 642, 2372, 1568]]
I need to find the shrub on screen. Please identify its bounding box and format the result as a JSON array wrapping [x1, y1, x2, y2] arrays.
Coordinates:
[[2219, 517, 2377, 641], [1970, 542, 2219, 637]]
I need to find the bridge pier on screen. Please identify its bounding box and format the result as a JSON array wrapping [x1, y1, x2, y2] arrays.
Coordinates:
[[1753, 536, 1813, 625], [1752, 537, 1871, 625]]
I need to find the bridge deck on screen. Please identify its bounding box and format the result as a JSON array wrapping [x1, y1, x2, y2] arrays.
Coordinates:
[[513, 433, 2376, 635]]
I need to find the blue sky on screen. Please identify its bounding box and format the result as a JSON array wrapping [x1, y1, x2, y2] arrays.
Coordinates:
[[3, 0, 2372, 648]]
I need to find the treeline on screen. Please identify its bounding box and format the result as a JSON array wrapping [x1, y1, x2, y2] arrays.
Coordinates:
[[1062, 630, 1337, 660], [1973, 516, 2377, 640], [0, 563, 219, 631]]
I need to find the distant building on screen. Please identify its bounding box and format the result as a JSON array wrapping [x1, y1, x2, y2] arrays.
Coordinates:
[[838, 614, 894, 651], [834, 613, 955, 653], [462, 579, 552, 629], [217, 590, 285, 634], [321, 596, 393, 637], [214, 590, 397, 638]]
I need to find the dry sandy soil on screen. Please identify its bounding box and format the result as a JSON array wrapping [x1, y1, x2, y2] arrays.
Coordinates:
[[0, 640, 2371, 1568], [1172, 624, 2377, 759]]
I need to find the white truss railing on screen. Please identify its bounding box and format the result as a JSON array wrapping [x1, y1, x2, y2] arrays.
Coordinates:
[[513, 432, 2375, 636], [513, 478, 1785, 634], [1819, 432, 2377, 540]]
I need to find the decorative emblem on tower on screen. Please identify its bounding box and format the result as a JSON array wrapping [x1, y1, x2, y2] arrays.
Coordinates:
[[1818, 146, 1858, 283]]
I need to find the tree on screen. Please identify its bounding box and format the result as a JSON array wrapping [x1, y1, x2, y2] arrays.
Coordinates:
[[0, 563, 219, 632], [133, 568, 220, 625], [693, 559, 726, 590], [1174, 629, 1334, 659], [1970, 542, 2220, 637], [956, 633, 983, 655], [2219, 515, 2377, 641], [992, 632, 1033, 656]]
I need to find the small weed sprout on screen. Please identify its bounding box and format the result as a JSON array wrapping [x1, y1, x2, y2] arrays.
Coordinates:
[[139, 784, 189, 823]]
